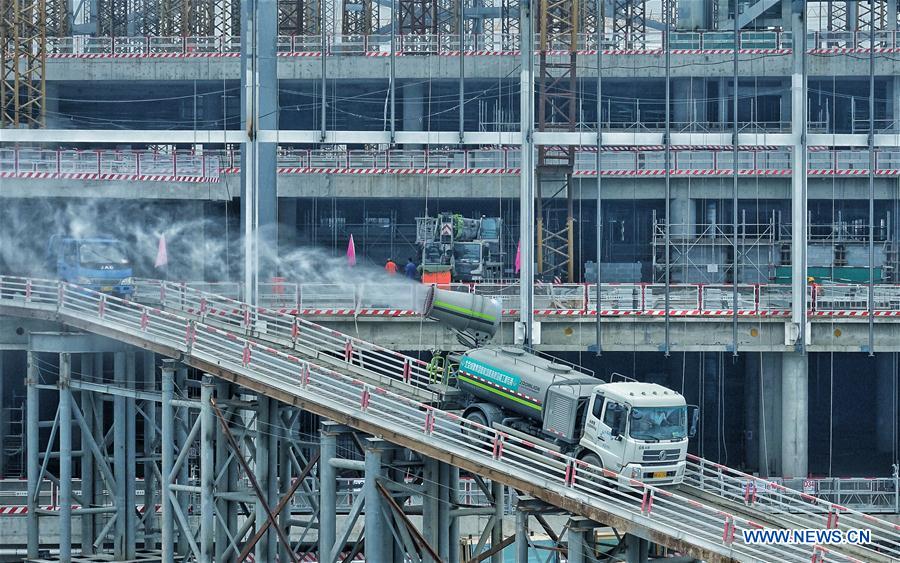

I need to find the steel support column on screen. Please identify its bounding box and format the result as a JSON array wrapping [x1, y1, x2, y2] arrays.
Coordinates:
[[143, 352, 158, 549], [789, 1, 808, 350], [26, 352, 39, 558], [160, 361, 176, 563], [79, 354, 98, 557], [364, 438, 390, 562], [174, 365, 190, 556], [200, 376, 216, 561], [491, 481, 504, 563], [781, 351, 808, 478], [518, 0, 536, 345], [125, 353, 137, 559], [256, 396, 273, 562], [515, 507, 529, 562], [319, 424, 338, 562], [113, 352, 129, 558], [58, 353, 72, 563]]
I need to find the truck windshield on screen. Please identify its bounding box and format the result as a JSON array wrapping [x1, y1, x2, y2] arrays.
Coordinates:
[[480, 218, 499, 239], [79, 242, 129, 267], [629, 406, 687, 441], [453, 243, 481, 262]]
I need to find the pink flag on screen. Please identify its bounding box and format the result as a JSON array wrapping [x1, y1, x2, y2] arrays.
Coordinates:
[[514, 240, 521, 274], [154, 234, 168, 268], [346, 234, 357, 266]]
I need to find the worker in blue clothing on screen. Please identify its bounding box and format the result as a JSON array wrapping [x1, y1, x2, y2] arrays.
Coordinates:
[[405, 257, 417, 280]]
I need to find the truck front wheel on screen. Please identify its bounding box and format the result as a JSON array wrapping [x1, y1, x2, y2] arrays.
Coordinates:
[[579, 452, 606, 485]]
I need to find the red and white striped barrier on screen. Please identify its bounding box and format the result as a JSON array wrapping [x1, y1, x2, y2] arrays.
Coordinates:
[[0, 171, 219, 183]]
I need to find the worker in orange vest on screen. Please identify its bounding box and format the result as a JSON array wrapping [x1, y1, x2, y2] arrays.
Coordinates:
[[385, 258, 398, 275]]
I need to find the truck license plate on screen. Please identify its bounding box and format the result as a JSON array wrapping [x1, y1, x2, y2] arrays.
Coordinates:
[[652, 471, 667, 479]]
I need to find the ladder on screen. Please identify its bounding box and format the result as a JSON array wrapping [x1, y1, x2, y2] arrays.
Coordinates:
[[4, 396, 25, 477]]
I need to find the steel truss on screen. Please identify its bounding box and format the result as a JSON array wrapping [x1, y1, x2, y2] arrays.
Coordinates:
[[611, 0, 645, 49], [280, 0, 320, 36], [397, 0, 457, 35], [341, 0, 377, 36], [24, 341, 517, 562], [0, 0, 45, 128]]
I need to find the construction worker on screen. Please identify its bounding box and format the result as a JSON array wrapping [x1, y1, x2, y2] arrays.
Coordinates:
[[405, 257, 417, 279], [385, 258, 398, 275]]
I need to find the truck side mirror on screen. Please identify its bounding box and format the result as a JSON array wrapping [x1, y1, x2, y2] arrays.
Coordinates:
[[688, 405, 700, 438]]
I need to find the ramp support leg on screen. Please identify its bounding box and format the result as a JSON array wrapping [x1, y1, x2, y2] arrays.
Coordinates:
[[200, 376, 216, 561], [515, 507, 529, 563], [492, 481, 504, 563], [364, 438, 390, 563], [160, 361, 176, 563], [625, 534, 649, 563], [319, 426, 338, 562]]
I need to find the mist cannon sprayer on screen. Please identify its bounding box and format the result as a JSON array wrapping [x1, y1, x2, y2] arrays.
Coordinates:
[[423, 285, 500, 347]]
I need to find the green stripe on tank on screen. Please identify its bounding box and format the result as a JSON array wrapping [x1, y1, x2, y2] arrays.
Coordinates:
[[434, 300, 496, 322], [459, 374, 541, 411]]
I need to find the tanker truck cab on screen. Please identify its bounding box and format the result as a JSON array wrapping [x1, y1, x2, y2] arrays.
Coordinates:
[[581, 382, 697, 486]]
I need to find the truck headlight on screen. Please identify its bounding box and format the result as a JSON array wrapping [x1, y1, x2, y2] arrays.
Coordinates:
[[120, 277, 134, 286], [76, 277, 92, 285], [630, 466, 641, 479]]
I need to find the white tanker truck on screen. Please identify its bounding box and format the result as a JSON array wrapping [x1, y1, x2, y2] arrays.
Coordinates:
[[424, 286, 698, 486]]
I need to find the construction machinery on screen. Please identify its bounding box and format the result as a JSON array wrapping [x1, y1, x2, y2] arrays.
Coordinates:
[[415, 213, 503, 283]]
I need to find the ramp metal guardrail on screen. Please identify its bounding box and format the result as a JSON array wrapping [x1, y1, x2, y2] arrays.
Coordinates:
[[136, 280, 900, 526], [1, 276, 898, 561]]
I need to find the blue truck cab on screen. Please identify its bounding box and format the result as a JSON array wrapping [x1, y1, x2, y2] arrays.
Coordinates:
[[48, 236, 135, 297]]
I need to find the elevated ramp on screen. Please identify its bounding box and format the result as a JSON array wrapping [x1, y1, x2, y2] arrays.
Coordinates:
[[133, 280, 441, 403], [1, 276, 897, 562]]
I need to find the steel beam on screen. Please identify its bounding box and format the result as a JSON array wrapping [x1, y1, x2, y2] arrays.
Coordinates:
[[515, 507, 529, 562]]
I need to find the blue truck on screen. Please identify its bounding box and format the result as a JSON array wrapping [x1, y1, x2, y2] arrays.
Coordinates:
[[48, 236, 135, 297]]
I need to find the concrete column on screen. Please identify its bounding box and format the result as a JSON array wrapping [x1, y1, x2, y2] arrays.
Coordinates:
[[888, 0, 898, 31], [514, 508, 528, 563], [0, 351, 5, 479], [113, 352, 128, 558], [160, 361, 175, 563], [781, 352, 809, 478], [26, 352, 38, 559], [789, 5, 808, 341], [892, 77, 900, 131], [744, 353, 760, 473], [402, 81, 426, 133], [364, 439, 389, 563], [200, 376, 215, 561], [672, 78, 706, 127], [876, 353, 897, 454], [58, 353, 72, 563], [124, 353, 136, 559], [143, 353, 157, 548], [669, 187, 695, 237], [318, 426, 337, 562], [759, 352, 783, 478], [491, 481, 504, 563], [79, 354, 97, 555]]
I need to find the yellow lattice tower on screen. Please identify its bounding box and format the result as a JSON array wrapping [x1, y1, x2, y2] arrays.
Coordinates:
[[1, 0, 46, 128]]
